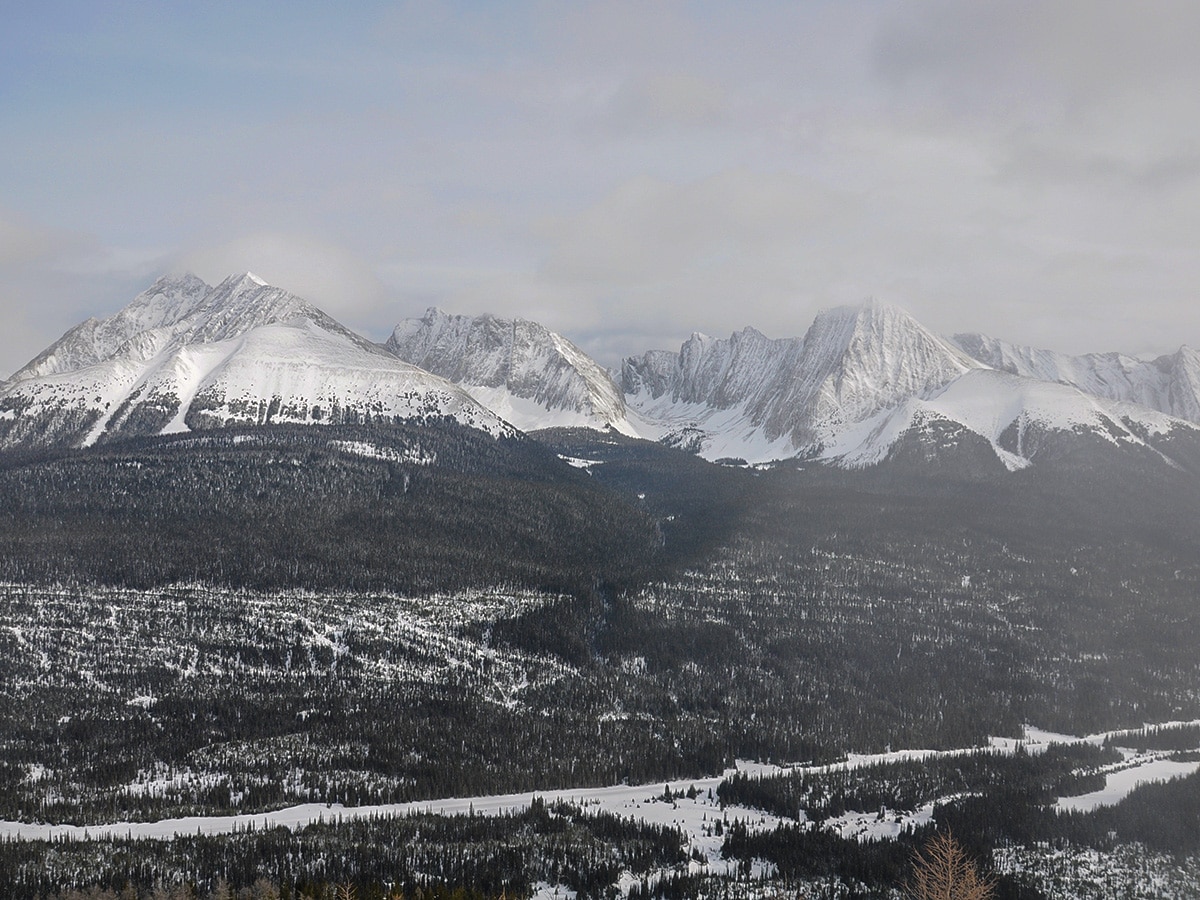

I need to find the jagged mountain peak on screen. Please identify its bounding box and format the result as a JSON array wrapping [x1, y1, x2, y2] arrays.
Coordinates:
[[712, 325, 770, 345], [764, 300, 977, 447], [806, 299, 969, 361], [205, 271, 311, 312], [809, 296, 914, 326], [409, 305, 472, 325], [399, 305, 550, 338], [677, 325, 768, 354], [1167, 344, 1198, 364], [389, 308, 559, 376], [144, 270, 212, 298], [387, 308, 633, 434], [8, 272, 352, 387], [760, 301, 983, 402], [392, 308, 584, 365], [182, 272, 328, 345], [623, 299, 978, 459]]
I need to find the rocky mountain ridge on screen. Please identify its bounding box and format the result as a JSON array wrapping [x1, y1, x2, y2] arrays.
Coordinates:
[[4, 273, 1199, 475], [621, 300, 981, 460], [386, 307, 636, 434], [953, 332, 1200, 425]]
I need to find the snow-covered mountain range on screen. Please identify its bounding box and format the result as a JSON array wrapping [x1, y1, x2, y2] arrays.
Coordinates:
[[615, 301, 1199, 470], [0, 273, 512, 450], [621, 301, 980, 460], [3, 272, 1198, 474]]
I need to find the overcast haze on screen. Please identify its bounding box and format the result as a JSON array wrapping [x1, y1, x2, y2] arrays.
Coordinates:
[[2, 1, 1199, 377]]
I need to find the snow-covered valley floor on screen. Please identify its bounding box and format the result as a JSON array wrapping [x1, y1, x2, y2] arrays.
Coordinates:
[[3, 719, 1195, 855]]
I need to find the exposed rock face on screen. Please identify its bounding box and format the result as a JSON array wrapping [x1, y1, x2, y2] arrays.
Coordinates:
[[387, 308, 634, 433], [623, 301, 978, 455]]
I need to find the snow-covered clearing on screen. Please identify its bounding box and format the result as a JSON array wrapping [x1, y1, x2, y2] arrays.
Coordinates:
[[1018, 720, 1200, 812], [328, 439, 436, 465], [1056, 757, 1200, 813], [557, 454, 602, 470]]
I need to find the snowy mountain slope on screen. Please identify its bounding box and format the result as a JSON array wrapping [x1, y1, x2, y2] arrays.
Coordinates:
[[622, 300, 980, 460], [5, 272, 212, 383], [954, 333, 1200, 426], [387, 308, 636, 434], [0, 274, 514, 450], [823, 368, 1196, 472]]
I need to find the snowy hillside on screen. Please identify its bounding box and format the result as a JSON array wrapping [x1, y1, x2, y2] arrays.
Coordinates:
[[0, 274, 513, 450], [387, 308, 637, 434], [5, 272, 213, 383], [955, 332, 1200, 426], [823, 368, 1193, 471]]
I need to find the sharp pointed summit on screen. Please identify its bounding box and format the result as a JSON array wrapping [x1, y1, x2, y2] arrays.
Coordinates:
[[790, 300, 978, 427], [621, 299, 980, 460]]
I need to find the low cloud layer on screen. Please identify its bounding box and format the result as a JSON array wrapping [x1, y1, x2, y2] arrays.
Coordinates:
[[2, 1, 1199, 377], [173, 234, 392, 331]]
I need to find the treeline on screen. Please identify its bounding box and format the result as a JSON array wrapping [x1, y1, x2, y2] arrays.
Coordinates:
[[2, 801, 687, 900], [721, 823, 932, 897], [34, 885, 506, 900], [531, 429, 753, 571], [1103, 723, 1200, 752]]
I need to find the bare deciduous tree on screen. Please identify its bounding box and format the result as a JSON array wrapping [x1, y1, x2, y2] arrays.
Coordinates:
[[906, 831, 996, 900]]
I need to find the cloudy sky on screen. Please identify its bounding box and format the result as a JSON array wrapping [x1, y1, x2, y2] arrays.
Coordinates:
[[2, 1, 1199, 376]]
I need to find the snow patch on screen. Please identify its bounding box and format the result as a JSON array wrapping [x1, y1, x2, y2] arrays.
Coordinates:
[[328, 440, 436, 466], [557, 454, 602, 470]]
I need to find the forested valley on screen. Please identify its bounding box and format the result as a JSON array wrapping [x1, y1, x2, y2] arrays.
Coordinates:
[[2, 425, 1200, 898]]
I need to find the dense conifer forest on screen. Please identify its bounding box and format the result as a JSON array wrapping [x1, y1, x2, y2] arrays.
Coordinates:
[[0, 425, 662, 595]]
